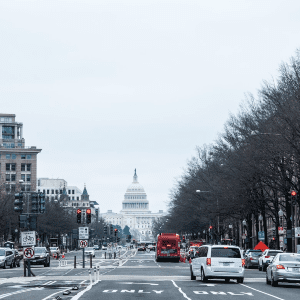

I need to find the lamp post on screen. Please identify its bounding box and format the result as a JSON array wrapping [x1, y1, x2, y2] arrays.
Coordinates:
[[278, 209, 284, 250], [242, 219, 247, 249]]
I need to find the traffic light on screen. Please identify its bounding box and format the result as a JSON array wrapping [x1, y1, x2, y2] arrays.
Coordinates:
[[110, 224, 113, 235], [104, 226, 108, 235], [86, 208, 91, 224], [291, 190, 297, 205], [209, 226, 213, 230], [39, 193, 45, 213], [29, 215, 37, 230], [182, 235, 185, 242], [114, 228, 118, 237], [14, 192, 24, 213], [77, 209, 82, 223], [19, 214, 28, 228], [128, 234, 131, 241], [31, 193, 39, 213]]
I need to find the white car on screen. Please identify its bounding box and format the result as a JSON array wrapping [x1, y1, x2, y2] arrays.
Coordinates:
[[190, 245, 244, 283], [49, 247, 60, 255], [102, 246, 108, 251], [84, 247, 95, 257], [258, 249, 283, 271]]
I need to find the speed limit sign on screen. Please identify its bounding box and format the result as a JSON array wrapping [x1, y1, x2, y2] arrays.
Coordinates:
[[24, 247, 35, 259], [80, 240, 88, 248]]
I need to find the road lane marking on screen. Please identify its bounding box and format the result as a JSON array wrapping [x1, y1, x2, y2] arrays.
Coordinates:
[[240, 284, 285, 300], [120, 282, 159, 285], [0, 287, 44, 299], [172, 280, 192, 300]]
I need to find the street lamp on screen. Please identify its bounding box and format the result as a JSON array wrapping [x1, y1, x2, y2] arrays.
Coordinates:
[[242, 219, 247, 249], [258, 214, 263, 232]]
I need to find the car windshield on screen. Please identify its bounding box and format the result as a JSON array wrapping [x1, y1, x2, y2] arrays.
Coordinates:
[[35, 248, 46, 253], [251, 252, 262, 256], [50, 247, 57, 250], [0, 249, 5, 256], [211, 248, 241, 258], [279, 254, 300, 262], [269, 251, 282, 256]]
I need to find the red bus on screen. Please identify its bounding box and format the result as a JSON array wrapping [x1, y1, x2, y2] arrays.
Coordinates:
[[155, 233, 180, 262]]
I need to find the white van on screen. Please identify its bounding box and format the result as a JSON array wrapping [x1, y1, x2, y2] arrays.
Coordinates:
[[190, 245, 245, 283]]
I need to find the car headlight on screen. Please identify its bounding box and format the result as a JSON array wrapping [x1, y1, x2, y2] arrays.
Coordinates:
[[0, 258, 5, 262]]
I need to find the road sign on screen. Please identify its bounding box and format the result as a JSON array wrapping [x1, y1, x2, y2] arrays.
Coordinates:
[[80, 240, 88, 248], [79, 227, 89, 240], [258, 231, 265, 241], [23, 247, 35, 259], [21, 231, 36, 246], [295, 227, 300, 238]]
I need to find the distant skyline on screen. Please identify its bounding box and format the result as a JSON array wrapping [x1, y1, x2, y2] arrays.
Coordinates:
[[1, 1, 300, 214]]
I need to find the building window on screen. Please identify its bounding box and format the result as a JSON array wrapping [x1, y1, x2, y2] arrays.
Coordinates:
[[77, 197, 79, 200], [26, 155, 31, 159], [6, 154, 11, 159], [72, 190, 75, 194], [55, 190, 58, 194], [47, 189, 50, 194], [11, 174, 16, 182], [12, 154, 16, 159], [60, 190, 62, 194], [27, 164, 31, 171], [26, 185, 31, 191], [21, 154, 26, 159], [18, 143, 22, 147], [6, 164, 10, 171], [21, 164, 25, 171], [21, 174, 25, 181], [51, 189, 54, 194], [83, 203, 85, 206], [68, 190, 71, 194], [11, 164, 16, 171], [26, 174, 31, 182], [6, 174, 10, 182]]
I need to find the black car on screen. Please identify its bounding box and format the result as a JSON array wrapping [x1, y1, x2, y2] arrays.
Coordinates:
[[30, 247, 50, 267], [137, 246, 146, 251]]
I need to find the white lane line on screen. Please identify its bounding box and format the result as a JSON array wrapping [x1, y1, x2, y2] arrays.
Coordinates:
[[240, 284, 285, 300], [0, 287, 43, 299], [171, 280, 192, 300], [70, 280, 99, 300]]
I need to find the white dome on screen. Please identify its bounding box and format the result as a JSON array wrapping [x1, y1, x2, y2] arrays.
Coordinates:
[[126, 182, 145, 193]]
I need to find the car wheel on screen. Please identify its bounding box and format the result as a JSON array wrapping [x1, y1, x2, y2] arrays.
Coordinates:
[[190, 267, 196, 280], [10, 261, 14, 268], [225, 278, 230, 283], [2, 262, 7, 269], [258, 265, 262, 271], [271, 273, 278, 287], [201, 269, 208, 282], [266, 272, 270, 285], [263, 265, 267, 272], [237, 278, 244, 284]]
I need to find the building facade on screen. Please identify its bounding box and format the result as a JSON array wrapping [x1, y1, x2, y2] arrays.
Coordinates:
[[101, 170, 164, 241], [0, 114, 42, 192]]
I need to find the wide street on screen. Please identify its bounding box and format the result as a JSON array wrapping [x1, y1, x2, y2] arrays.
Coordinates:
[[0, 248, 299, 300]]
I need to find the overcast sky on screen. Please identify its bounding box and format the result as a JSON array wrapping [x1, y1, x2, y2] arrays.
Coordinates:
[[1, 0, 300, 214]]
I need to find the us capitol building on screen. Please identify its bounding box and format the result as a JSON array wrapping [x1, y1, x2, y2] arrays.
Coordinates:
[[101, 170, 164, 241]]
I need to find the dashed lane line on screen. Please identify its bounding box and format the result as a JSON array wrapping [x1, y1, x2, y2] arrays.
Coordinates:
[[171, 280, 192, 300]]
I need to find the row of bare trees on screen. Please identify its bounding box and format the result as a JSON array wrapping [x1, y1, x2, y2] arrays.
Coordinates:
[[165, 49, 300, 251]]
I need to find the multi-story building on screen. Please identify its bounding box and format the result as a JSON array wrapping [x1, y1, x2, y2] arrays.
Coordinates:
[[0, 114, 42, 192], [37, 178, 99, 223], [101, 170, 164, 241]]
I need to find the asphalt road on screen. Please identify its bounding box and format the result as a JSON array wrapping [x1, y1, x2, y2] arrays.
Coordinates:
[[0, 249, 299, 299]]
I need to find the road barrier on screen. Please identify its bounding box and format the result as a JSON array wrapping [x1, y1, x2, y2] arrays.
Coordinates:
[[74, 256, 76, 268]]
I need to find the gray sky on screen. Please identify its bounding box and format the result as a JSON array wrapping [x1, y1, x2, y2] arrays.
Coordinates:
[[1, 0, 300, 214]]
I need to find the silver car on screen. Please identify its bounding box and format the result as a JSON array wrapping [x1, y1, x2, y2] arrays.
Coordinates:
[[266, 253, 300, 286], [0, 248, 15, 269]]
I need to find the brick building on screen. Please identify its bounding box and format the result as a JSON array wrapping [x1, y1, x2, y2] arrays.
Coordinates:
[[0, 114, 42, 192]]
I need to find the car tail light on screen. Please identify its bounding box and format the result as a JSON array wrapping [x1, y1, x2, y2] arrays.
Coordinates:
[[276, 265, 285, 269], [265, 256, 270, 258], [224, 247, 228, 249], [206, 258, 211, 266], [250, 257, 253, 260], [242, 259, 245, 267]]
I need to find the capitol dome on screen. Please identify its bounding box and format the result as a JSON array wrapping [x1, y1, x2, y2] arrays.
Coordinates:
[[121, 169, 149, 213]]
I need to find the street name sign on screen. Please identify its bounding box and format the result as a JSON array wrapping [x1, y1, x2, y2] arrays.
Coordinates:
[[21, 231, 36, 246], [23, 247, 35, 259], [80, 240, 88, 248], [79, 227, 89, 239]]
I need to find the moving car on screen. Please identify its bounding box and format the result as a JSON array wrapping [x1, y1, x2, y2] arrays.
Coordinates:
[[137, 246, 146, 251], [244, 250, 262, 268], [49, 247, 60, 256], [93, 245, 100, 250], [266, 253, 300, 286], [84, 247, 95, 257], [190, 245, 245, 283], [30, 247, 50, 267], [0, 248, 15, 269], [186, 246, 200, 260], [259, 249, 283, 271]]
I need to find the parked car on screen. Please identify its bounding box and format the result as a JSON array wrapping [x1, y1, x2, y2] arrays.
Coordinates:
[[137, 246, 146, 251], [0, 248, 15, 269], [30, 247, 50, 267], [84, 247, 95, 257], [244, 250, 262, 268], [49, 247, 60, 256], [190, 245, 245, 283], [186, 246, 199, 260], [259, 249, 283, 271], [93, 245, 100, 250], [102, 246, 108, 251], [266, 253, 300, 286], [148, 245, 156, 251]]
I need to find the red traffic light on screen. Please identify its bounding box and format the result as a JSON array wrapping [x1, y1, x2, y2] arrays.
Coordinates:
[[291, 191, 297, 196], [86, 209, 91, 214], [272, 237, 275, 241], [209, 226, 213, 229], [77, 209, 81, 214], [114, 228, 118, 231]]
